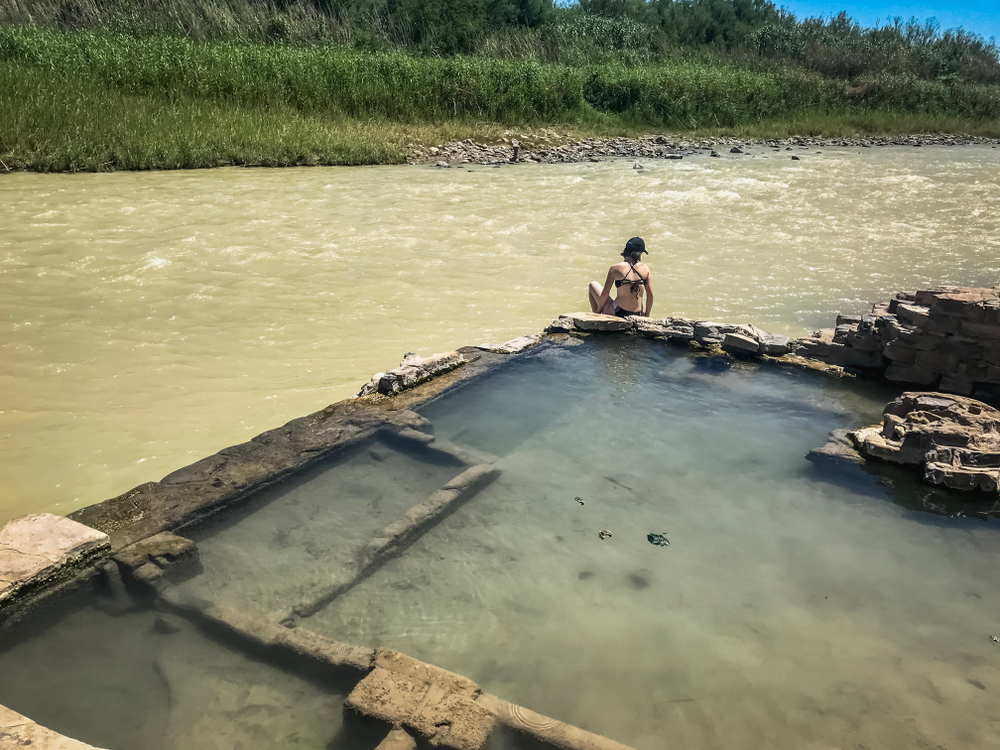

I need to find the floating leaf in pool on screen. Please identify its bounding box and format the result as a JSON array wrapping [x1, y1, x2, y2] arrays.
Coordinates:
[[647, 532, 669, 547], [575, 497, 585, 506]]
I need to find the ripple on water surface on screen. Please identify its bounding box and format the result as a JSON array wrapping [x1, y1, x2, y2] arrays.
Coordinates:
[[2, 147, 1000, 520]]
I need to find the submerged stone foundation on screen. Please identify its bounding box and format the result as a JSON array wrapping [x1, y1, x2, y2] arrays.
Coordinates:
[[4, 287, 1000, 749]]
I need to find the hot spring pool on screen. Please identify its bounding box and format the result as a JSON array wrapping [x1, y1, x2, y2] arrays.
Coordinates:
[[3, 336, 999, 750]]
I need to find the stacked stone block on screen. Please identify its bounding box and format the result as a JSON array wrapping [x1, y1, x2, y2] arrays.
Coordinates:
[[796, 286, 1000, 397]]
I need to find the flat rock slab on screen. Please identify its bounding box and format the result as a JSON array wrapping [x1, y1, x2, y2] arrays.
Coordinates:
[[722, 332, 761, 356], [346, 649, 495, 750], [476, 335, 541, 354], [1, 704, 106, 749], [547, 312, 632, 333], [0, 514, 110, 610]]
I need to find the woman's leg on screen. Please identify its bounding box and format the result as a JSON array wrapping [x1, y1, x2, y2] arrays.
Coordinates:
[[588, 281, 603, 313]]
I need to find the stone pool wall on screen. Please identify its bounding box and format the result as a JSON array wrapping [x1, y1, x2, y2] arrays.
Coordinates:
[[550, 285, 1000, 402]]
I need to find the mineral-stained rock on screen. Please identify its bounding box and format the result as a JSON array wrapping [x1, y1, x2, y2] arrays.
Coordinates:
[[358, 352, 467, 397], [115, 531, 200, 587], [0, 514, 110, 611], [849, 392, 1000, 492], [346, 650, 496, 750]]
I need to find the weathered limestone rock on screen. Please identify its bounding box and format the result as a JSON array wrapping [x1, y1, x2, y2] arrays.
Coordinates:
[[721, 332, 761, 356], [0, 704, 106, 750], [345, 650, 496, 750], [693, 321, 738, 345], [794, 286, 1000, 395], [0, 514, 109, 611], [759, 332, 794, 356], [662, 320, 696, 342], [358, 352, 467, 397], [546, 312, 632, 333], [849, 392, 1000, 492], [631, 317, 672, 339], [476, 335, 541, 354], [114, 531, 200, 587]]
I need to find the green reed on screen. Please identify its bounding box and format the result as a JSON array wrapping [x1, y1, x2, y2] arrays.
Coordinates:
[[1, 27, 998, 172]]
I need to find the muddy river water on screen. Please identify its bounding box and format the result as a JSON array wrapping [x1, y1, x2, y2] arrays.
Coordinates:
[[2, 146, 999, 522]]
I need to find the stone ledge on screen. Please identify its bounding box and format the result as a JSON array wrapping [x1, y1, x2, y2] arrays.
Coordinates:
[[0, 514, 110, 614], [0, 704, 106, 750], [546, 313, 796, 356]]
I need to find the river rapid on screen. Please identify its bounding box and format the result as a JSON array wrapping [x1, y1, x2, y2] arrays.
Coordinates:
[[2, 146, 999, 523]]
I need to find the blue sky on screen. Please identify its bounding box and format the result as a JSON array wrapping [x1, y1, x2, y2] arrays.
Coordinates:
[[778, 2, 1000, 42]]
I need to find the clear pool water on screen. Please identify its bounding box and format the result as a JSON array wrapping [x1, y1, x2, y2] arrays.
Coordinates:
[[3, 337, 999, 750], [305, 338, 1000, 750], [0, 605, 356, 750]]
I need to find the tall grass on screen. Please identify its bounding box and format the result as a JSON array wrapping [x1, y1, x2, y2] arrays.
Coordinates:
[[4, 27, 999, 124], [1, 27, 998, 171]]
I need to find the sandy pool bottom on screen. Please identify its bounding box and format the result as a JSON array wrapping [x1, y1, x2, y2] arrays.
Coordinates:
[[295, 340, 1000, 750]]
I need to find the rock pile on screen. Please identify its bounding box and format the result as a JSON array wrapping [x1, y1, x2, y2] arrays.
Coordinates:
[[410, 134, 999, 167], [849, 392, 1000, 493], [798, 286, 1000, 397]]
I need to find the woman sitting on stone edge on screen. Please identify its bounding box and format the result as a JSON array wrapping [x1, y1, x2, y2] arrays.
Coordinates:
[[588, 237, 654, 318]]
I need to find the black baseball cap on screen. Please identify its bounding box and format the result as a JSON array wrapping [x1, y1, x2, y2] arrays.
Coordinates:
[[623, 237, 647, 256]]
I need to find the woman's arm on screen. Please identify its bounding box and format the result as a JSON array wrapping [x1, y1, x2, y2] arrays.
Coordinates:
[[595, 268, 616, 314], [644, 270, 654, 317]]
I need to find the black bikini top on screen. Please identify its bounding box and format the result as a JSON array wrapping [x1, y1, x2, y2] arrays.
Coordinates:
[[614, 263, 647, 296]]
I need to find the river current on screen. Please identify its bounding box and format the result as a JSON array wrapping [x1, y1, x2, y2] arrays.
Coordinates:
[[2, 146, 999, 523]]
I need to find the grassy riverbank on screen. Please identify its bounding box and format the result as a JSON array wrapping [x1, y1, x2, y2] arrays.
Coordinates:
[[2, 27, 1000, 171]]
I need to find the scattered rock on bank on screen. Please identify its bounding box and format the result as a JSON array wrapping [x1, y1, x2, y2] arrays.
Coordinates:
[[849, 392, 1000, 493], [409, 134, 1000, 167]]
